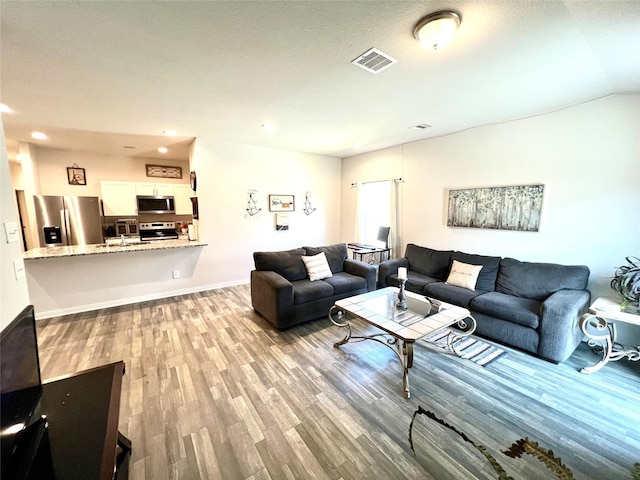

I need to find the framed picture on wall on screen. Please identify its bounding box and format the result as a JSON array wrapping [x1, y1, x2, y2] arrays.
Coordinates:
[[67, 166, 86, 186], [269, 195, 295, 212], [276, 213, 290, 230]]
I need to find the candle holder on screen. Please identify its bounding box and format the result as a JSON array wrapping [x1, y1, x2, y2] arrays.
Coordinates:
[[396, 279, 408, 310]]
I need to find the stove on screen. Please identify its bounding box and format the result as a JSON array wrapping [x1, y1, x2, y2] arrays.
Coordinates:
[[139, 222, 179, 241]]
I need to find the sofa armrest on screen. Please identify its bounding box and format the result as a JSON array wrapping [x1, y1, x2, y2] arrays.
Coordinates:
[[343, 259, 377, 291], [538, 289, 591, 363], [250, 270, 295, 329], [377, 258, 409, 289]]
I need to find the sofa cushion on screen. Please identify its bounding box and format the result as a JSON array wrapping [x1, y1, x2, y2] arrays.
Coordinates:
[[445, 260, 483, 290], [304, 243, 348, 273], [301, 252, 333, 281], [424, 282, 486, 309], [470, 291, 541, 329], [452, 251, 501, 292], [388, 271, 440, 294], [254, 248, 307, 281], [496, 258, 590, 301], [292, 279, 334, 304], [323, 272, 367, 295], [405, 244, 453, 280]]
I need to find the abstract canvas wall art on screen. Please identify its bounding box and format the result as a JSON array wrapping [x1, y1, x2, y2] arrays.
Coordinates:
[[447, 185, 544, 231]]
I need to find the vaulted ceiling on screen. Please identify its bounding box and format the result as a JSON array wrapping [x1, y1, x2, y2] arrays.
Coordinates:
[[1, 1, 639, 161]]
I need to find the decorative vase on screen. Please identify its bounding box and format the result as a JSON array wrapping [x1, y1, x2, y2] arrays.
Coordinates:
[[397, 279, 407, 310]]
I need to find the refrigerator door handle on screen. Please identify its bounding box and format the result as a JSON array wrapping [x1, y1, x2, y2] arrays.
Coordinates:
[[61, 209, 70, 245]]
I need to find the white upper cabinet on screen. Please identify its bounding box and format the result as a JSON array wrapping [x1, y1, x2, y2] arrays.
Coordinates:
[[101, 181, 137, 216], [102, 181, 191, 216], [134, 182, 173, 196], [173, 185, 193, 215]]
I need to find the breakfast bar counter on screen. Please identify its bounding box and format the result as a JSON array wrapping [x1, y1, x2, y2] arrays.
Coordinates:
[[23, 239, 208, 260]]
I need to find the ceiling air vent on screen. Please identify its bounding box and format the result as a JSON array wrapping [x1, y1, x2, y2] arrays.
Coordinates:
[[351, 47, 397, 74]]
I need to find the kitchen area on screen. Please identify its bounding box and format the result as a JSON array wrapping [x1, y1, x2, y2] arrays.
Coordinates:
[[7, 134, 209, 317], [25, 186, 202, 259]]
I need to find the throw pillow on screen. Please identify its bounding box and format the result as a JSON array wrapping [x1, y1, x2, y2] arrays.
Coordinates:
[[302, 252, 333, 281], [445, 260, 483, 291]]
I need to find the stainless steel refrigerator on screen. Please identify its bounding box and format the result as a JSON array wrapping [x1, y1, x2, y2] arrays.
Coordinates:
[[34, 195, 103, 247]]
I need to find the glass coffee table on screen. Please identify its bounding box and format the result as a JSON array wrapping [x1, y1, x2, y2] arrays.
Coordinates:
[[328, 287, 476, 398]]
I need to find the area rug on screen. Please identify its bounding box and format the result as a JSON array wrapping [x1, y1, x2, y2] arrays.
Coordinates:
[[423, 329, 507, 366], [408, 406, 640, 480]]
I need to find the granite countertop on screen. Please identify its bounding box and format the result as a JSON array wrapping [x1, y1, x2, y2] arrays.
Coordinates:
[[23, 239, 208, 260]]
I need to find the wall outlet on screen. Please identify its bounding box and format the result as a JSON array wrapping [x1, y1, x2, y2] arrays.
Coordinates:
[[172, 270, 180, 279]]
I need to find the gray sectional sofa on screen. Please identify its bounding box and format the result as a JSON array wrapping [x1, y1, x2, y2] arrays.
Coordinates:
[[378, 244, 591, 363], [251, 243, 377, 330]]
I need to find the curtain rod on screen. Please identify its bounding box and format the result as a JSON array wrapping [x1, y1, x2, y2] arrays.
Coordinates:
[[351, 178, 403, 187]]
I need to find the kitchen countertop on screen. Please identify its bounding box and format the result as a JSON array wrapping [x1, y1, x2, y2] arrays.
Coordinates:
[[23, 239, 208, 260]]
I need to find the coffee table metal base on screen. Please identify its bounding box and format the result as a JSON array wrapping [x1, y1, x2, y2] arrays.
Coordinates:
[[329, 305, 475, 398]]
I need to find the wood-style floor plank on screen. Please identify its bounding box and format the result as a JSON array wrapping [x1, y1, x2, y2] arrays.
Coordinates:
[[35, 284, 640, 479]]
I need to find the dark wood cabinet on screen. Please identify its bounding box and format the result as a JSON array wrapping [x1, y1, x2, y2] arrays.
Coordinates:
[[35, 361, 130, 479]]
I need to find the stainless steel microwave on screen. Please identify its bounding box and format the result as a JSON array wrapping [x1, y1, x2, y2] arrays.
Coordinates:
[[136, 196, 175, 214]]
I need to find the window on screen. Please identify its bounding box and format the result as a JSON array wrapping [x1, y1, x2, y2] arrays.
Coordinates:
[[357, 181, 391, 246]]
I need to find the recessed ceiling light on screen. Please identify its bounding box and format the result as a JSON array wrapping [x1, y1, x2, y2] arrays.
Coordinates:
[[261, 123, 276, 134], [31, 131, 48, 140], [163, 130, 177, 137], [352, 142, 363, 149], [0, 104, 12, 113], [158, 147, 168, 154]]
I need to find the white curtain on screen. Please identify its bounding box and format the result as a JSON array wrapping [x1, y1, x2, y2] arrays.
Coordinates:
[[353, 179, 402, 256], [388, 179, 402, 258], [353, 182, 364, 243]]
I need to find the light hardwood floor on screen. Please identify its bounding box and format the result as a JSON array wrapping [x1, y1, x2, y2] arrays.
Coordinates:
[[36, 285, 639, 479]]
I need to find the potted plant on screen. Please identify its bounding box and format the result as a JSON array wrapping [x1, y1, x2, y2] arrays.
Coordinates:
[[610, 256, 640, 313]]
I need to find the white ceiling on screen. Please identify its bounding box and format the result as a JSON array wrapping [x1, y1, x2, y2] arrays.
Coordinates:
[[1, 1, 639, 161]]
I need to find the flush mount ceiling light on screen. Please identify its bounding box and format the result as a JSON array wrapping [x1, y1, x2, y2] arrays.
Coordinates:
[[158, 147, 168, 154], [414, 11, 461, 50]]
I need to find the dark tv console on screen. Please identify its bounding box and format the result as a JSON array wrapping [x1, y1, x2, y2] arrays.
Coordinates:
[[38, 361, 131, 479]]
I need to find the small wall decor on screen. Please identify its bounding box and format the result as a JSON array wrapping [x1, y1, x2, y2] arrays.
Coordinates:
[[190, 197, 199, 219], [67, 163, 86, 185], [246, 189, 261, 216], [276, 213, 290, 231], [269, 194, 295, 212], [146, 164, 183, 179], [190, 171, 197, 191], [303, 192, 316, 215], [447, 184, 544, 231]]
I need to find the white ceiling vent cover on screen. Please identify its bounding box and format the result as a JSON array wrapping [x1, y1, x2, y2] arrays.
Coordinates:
[[351, 47, 397, 74]]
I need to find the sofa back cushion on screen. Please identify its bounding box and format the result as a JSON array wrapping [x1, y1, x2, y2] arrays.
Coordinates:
[[452, 251, 501, 292], [405, 244, 452, 281], [304, 243, 348, 273], [253, 248, 307, 281], [496, 257, 590, 301]]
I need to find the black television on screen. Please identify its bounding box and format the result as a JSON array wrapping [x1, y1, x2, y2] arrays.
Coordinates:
[[1, 305, 43, 477]]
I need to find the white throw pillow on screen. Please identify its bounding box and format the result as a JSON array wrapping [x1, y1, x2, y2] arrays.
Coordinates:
[[302, 252, 333, 281], [445, 260, 483, 291]]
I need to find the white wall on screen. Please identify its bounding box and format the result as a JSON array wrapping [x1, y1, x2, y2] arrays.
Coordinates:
[[22, 147, 190, 197], [341, 94, 640, 344], [24, 139, 342, 317], [0, 118, 31, 330]]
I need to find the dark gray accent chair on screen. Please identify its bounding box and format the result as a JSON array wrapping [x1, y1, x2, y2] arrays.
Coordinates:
[[251, 243, 377, 330], [378, 244, 590, 363]]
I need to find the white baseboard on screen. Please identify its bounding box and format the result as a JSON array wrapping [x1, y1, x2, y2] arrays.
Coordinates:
[[34, 280, 250, 320]]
